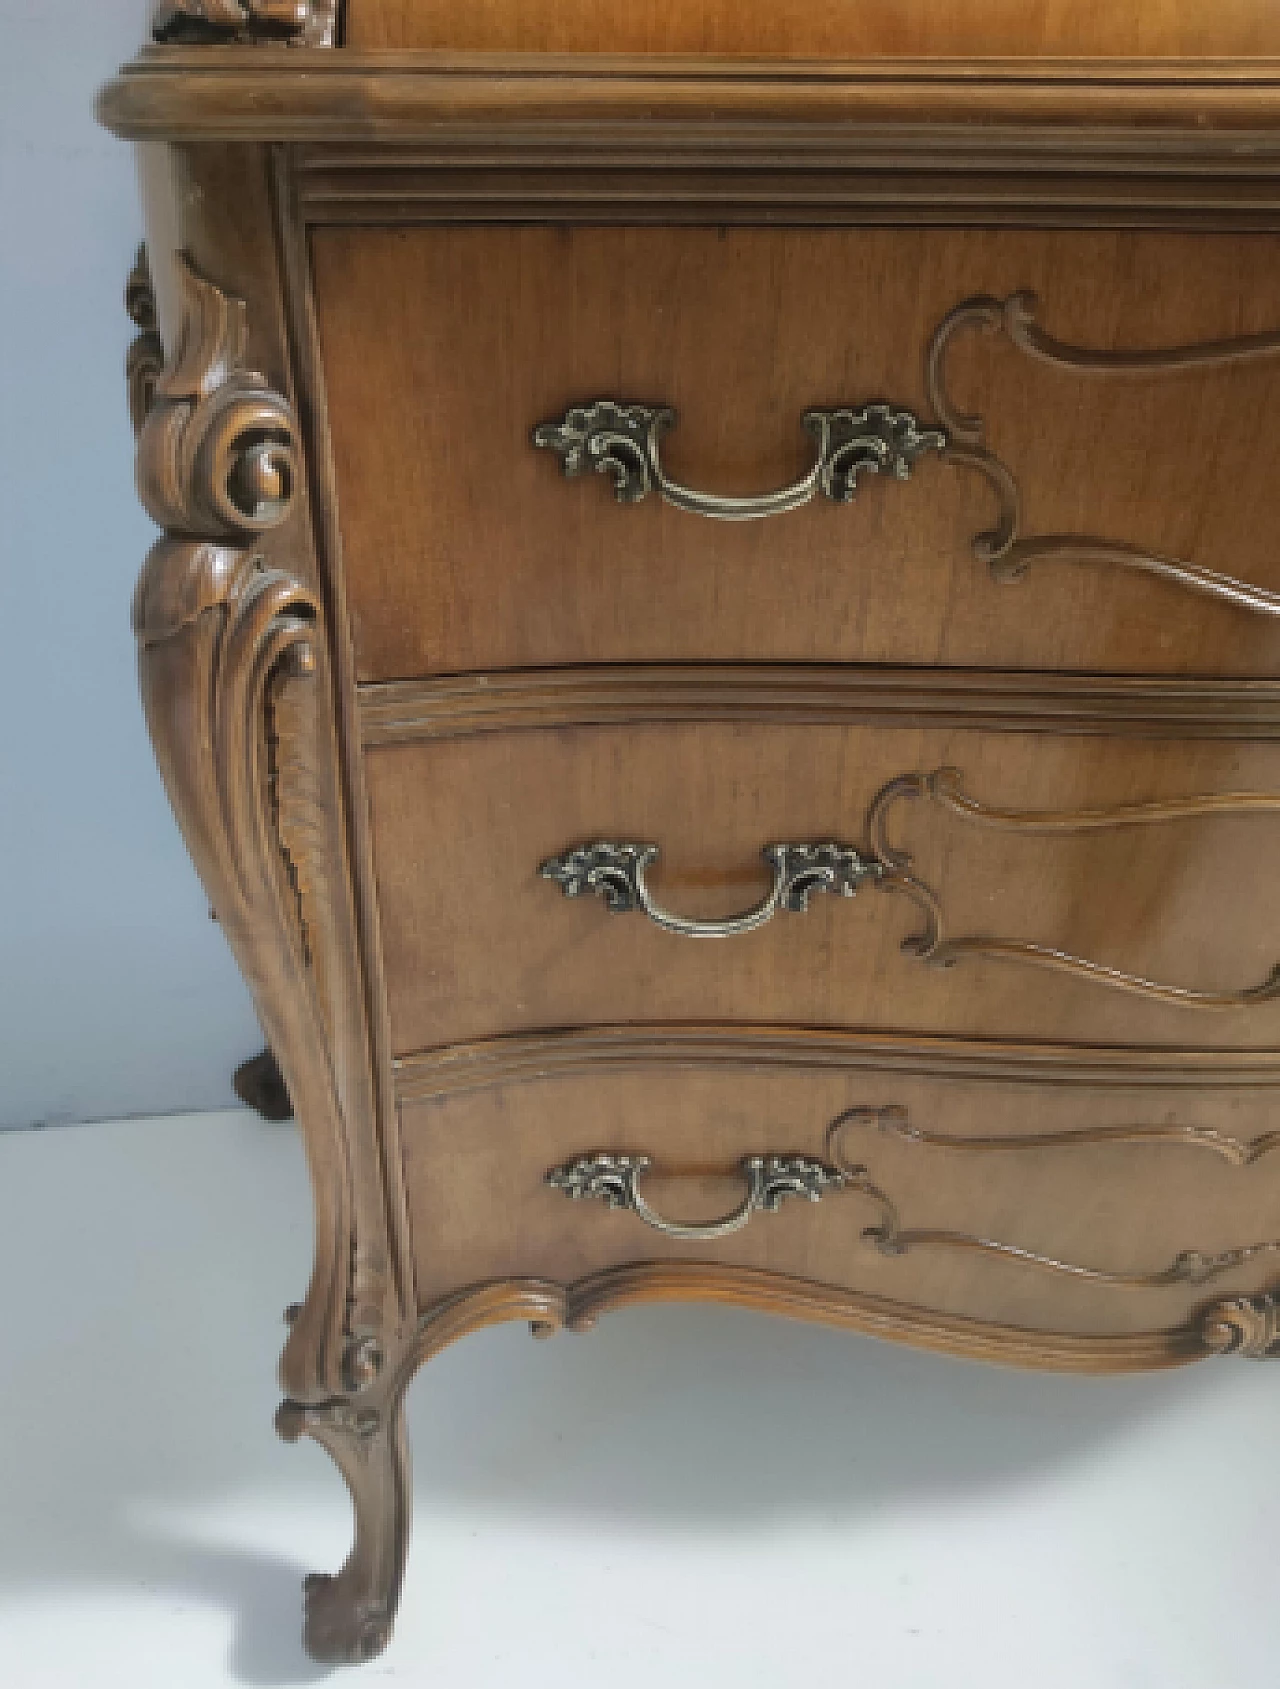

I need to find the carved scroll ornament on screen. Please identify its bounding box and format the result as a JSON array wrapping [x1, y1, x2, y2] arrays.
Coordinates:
[[543, 765, 1280, 1009], [927, 290, 1280, 616], [132, 253, 379, 1407], [152, 0, 337, 44], [541, 1101, 1280, 1350], [825, 1105, 1280, 1294]]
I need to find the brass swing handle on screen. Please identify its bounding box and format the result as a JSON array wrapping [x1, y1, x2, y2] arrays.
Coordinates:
[[546, 1153, 847, 1241], [539, 839, 883, 940], [532, 400, 945, 522]]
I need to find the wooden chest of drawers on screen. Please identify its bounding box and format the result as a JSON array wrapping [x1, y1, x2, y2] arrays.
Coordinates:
[[101, 2, 1280, 1664]]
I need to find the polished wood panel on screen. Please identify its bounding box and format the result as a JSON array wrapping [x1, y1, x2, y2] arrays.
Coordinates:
[[313, 225, 1280, 680], [366, 723, 1280, 1053], [401, 1065, 1280, 1335], [348, 2, 1280, 59]]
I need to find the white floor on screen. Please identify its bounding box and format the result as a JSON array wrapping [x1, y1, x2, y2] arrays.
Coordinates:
[[0, 1110, 1276, 1687]]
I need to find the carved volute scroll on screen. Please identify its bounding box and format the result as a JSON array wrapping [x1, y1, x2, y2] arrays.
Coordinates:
[[152, 0, 338, 45], [125, 248, 163, 437], [132, 253, 375, 1409]]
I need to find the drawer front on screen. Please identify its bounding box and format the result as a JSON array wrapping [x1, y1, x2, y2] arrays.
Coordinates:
[[367, 722, 1280, 1055], [315, 225, 1280, 680], [401, 1064, 1280, 1345]]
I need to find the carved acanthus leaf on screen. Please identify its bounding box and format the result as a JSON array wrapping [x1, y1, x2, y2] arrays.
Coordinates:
[[135, 256, 300, 542]]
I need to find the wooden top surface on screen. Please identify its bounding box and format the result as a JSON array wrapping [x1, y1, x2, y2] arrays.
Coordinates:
[[345, 0, 1280, 60]]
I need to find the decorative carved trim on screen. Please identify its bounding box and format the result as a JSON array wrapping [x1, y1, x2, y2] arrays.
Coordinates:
[[272, 1253, 1280, 1660], [540, 764, 1280, 1008], [126, 246, 164, 436], [927, 291, 1280, 616], [131, 254, 384, 1404], [394, 1026, 1280, 1105], [358, 666, 1280, 748], [152, 0, 337, 46], [823, 1106, 1280, 1291], [1201, 1293, 1280, 1356], [866, 765, 1280, 1009], [831, 1101, 1280, 1168]]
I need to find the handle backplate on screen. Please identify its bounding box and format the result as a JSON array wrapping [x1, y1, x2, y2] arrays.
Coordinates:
[[533, 400, 945, 522], [546, 1152, 847, 1241]]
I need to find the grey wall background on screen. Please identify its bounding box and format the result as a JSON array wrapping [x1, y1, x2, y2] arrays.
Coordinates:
[[1, 0, 263, 1128]]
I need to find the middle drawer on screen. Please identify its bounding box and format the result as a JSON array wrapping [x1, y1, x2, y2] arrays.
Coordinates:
[[365, 719, 1280, 1056]]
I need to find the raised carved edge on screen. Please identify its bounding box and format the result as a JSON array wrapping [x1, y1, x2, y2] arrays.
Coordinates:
[[357, 666, 1280, 747], [152, 0, 337, 46], [864, 765, 1280, 1010], [926, 290, 1280, 616], [398, 1267, 1279, 1385], [823, 1112, 1280, 1294], [131, 252, 388, 1404]]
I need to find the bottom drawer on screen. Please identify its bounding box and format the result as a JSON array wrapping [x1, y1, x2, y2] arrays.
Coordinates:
[[400, 1059, 1280, 1350]]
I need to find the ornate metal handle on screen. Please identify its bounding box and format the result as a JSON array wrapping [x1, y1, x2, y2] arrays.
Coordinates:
[[533, 400, 945, 522], [546, 1152, 847, 1241], [539, 839, 883, 939]]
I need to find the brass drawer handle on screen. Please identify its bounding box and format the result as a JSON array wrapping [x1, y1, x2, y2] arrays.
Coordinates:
[[540, 839, 882, 939], [546, 1152, 847, 1241], [533, 400, 945, 522]]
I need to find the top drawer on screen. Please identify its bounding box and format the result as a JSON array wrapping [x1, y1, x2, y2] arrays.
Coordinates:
[[313, 226, 1280, 681]]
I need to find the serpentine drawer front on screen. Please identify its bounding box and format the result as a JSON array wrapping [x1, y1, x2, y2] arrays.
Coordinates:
[[366, 723, 1280, 1053], [100, 11, 1280, 1667], [399, 1065, 1280, 1341], [314, 226, 1280, 681]]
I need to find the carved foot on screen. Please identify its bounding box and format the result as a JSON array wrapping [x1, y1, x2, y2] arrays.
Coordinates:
[[234, 1048, 293, 1122], [276, 1383, 410, 1666], [301, 1569, 393, 1666]]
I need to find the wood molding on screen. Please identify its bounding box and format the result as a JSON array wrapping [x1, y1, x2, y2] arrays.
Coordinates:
[[132, 252, 388, 1403], [358, 667, 1280, 747], [394, 1026, 1280, 1105], [98, 53, 1280, 164]]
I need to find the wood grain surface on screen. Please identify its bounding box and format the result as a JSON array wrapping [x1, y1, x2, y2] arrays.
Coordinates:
[[312, 225, 1280, 680], [365, 723, 1280, 1054], [347, 1, 1280, 59], [401, 1064, 1280, 1334]]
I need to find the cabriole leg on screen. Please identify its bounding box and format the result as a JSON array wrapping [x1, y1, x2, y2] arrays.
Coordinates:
[[275, 1378, 410, 1666]]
